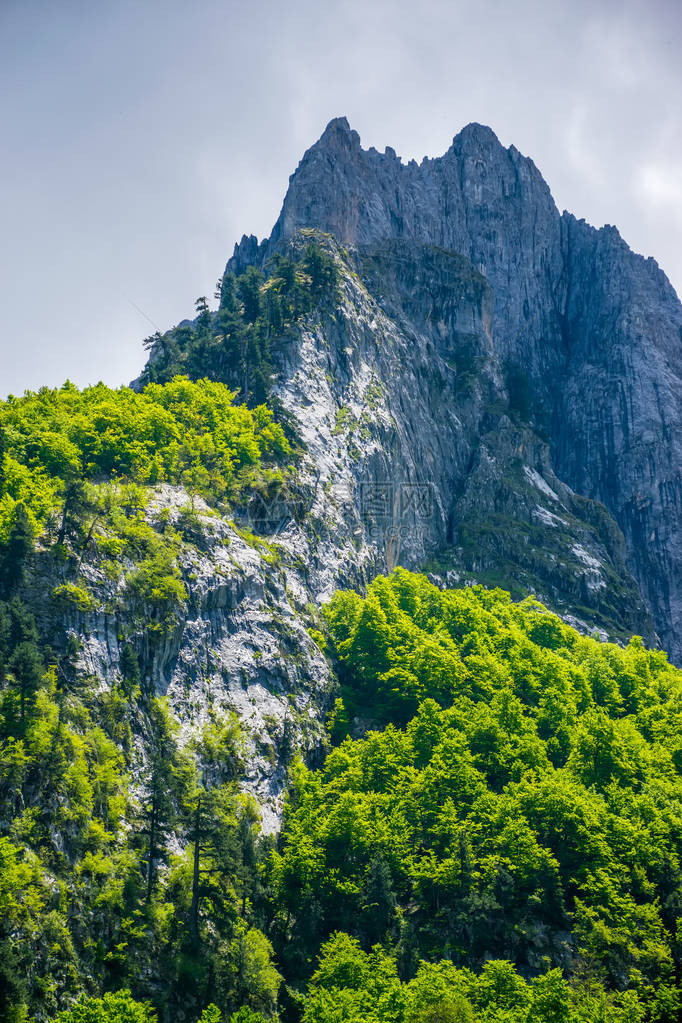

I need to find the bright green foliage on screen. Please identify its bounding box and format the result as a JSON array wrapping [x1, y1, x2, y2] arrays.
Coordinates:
[[229, 1009, 268, 1023], [0, 374, 292, 651], [0, 375, 290, 541], [53, 582, 95, 612], [272, 570, 682, 1016], [301, 933, 649, 1023], [198, 1005, 223, 1023], [0, 368, 297, 1020], [218, 921, 281, 1017], [0, 698, 136, 1017], [51, 989, 157, 1022], [0, 666, 136, 1015], [7, 556, 682, 1021], [0, 835, 48, 1021]]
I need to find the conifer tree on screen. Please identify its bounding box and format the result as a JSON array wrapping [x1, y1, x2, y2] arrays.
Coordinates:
[[0, 502, 33, 597], [139, 699, 192, 903], [10, 639, 43, 725], [237, 267, 264, 325]]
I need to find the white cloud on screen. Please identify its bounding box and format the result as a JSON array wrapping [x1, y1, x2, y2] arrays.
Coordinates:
[[564, 104, 607, 189], [636, 162, 682, 215]]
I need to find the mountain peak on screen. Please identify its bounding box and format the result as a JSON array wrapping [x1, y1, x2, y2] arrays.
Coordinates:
[[450, 121, 504, 154], [455, 121, 501, 143], [323, 115, 352, 133], [315, 115, 361, 152], [232, 117, 682, 662]]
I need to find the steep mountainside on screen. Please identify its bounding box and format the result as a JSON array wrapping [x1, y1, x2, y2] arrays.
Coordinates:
[[5, 118, 682, 1023], [229, 118, 682, 661], [18, 116, 677, 832], [131, 226, 657, 821]]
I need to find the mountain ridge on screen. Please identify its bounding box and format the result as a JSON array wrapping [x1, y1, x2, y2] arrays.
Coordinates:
[[224, 117, 682, 662]]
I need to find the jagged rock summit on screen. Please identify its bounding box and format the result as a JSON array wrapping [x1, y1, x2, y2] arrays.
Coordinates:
[[227, 117, 682, 662]]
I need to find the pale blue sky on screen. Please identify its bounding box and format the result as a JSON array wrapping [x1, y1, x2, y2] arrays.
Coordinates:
[[1, 0, 680, 396]]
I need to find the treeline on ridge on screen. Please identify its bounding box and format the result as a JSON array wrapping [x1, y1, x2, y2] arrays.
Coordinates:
[[138, 240, 338, 406]]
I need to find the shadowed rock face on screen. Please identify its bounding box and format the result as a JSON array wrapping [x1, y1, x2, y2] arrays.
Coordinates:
[[229, 117, 682, 661]]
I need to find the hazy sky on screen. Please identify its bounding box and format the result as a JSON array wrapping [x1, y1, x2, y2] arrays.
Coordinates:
[[1, 0, 680, 397]]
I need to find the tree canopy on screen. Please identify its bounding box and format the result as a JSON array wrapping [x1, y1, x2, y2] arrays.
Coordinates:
[[0, 375, 290, 543], [270, 571, 682, 1020]]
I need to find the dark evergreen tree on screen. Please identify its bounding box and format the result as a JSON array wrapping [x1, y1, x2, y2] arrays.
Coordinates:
[[9, 639, 43, 725], [242, 325, 272, 407], [237, 268, 264, 325], [361, 853, 397, 944], [235, 804, 259, 916], [269, 254, 295, 294], [219, 272, 238, 313], [0, 422, 6, 497], [0, 598, 41, 732], [304, 242, 336, 296], [7, 595, 39, 648], [57, 468, 88, 546], [0, 502, 33, 597], [139, 699, 191, 903], [187, 782, 242, 948], [215, 307, 246, 383], [0, 601, 9, 686], [142, 331, 162, 351], [195, 296, 212, 334]]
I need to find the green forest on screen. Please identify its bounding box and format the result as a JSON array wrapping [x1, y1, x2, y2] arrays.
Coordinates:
[[3, 259, 682, 1020]]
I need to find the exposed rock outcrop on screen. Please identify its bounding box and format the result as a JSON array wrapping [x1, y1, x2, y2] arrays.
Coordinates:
[[229, 117, 682, 660]]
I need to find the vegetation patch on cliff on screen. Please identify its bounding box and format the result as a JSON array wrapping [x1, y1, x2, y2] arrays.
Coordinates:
[[137, 238, 338, 409], [0, 375, 291, 543]]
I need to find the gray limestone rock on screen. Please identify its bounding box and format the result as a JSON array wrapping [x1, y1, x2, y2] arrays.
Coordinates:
[[229, 117, 682, 660]]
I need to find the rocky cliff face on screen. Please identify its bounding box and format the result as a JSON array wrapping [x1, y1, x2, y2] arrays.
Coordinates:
[[230, 117, 682, 661], [50, 117, 681, 825]]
